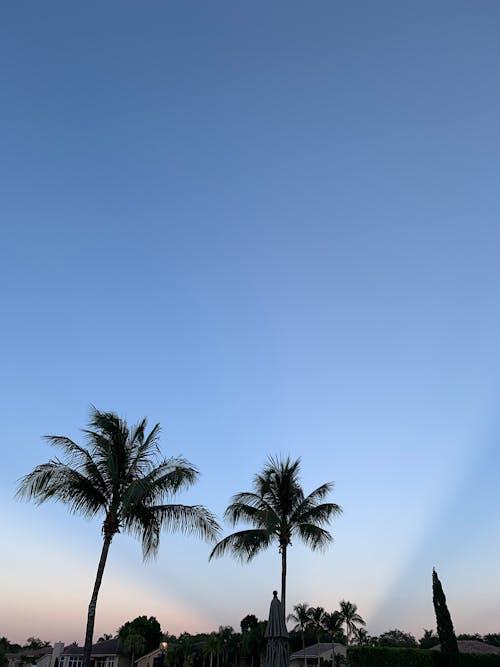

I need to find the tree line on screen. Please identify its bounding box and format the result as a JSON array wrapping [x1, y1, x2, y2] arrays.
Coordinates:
[[4, 621, 500, 667]]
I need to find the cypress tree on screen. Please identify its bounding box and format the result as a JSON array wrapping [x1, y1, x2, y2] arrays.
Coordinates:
[[432, 568, 459, 655]]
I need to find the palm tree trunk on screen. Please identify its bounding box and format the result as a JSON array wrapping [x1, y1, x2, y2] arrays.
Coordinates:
[[281, 546, 287, 621], [83, 533, 113, 667]]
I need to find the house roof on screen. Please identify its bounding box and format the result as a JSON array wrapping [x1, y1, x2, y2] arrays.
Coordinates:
[[63, 640, 123, 656], [5, 649, 53, 660], [290, 643, 346, 659], [134, 648, 162, 664], [431, 641, 500, 654]]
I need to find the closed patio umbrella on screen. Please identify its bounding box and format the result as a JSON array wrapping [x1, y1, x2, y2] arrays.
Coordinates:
[[264, 591, 289, 667]]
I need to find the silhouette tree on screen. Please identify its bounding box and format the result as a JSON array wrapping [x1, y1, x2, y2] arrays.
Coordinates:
[[240, 615, 259, 634], [202, 633, 220, 667], [378, 629, 417, 648], [419, 629, 439, 649], [432, 568, 458, 655], [118, 616, 162, 655], [122, 633, 146, 666], [209, 456, 341, 618], [307, 607, 327, 667], [337, 601, 365, 645], [16, 408, 219, 667], [323, 611, 344, 644], [287, 603, 311, 651]]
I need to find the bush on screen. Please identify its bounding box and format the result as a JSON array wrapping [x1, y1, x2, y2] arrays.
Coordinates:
[[348, 647, 434, 667], [347, 647, 500, 667]]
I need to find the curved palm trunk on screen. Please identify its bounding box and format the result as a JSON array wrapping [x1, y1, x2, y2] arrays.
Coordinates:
[[281, 546, 287, 621], [83, 533, 114, 667]]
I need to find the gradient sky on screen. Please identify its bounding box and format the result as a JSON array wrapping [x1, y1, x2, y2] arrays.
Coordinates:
[[1, 0, 500, 647]]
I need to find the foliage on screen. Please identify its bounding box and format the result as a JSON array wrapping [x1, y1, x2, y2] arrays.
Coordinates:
[[24, 638, 50, 649], [0, 638, 21, 653], [16, 408, 219, 667], [308, 606, 328, 644], [240, 615, 259, 633], [122, 634, 147, 661], [337, 600, 365, 645], [287, 603, 311, 650], [484, 636, 500, 648], [118, 616, 162, 656], [354, 629, 377, 647], [202, 632, 221, 667], [378, 629, 418, 648], [433, 569, 459, 655], [240, 621, 266, 666], [210, 455, 341, 617], [348, 647, 434, 667], [434, 655, 500, 667], [349, 647, 500, 667], [420, 630, 440, 649]]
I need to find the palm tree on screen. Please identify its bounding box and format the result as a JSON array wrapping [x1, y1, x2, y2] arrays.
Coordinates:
[[16, 408, 219, 667], [307, 607, 327, 667], [202, 633, 220, 667], [323, 611, 345, 643], [287, 603, 311, 651], [122, 633, 146, 667], [337, 601, 365, 645], [209, 456, 342, 619]]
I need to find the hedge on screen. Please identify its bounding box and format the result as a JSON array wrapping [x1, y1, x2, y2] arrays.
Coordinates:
[[347, 647, 500, 667]]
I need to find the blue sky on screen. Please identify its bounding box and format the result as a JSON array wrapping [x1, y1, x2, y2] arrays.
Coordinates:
[[1, 0, 500, 646]]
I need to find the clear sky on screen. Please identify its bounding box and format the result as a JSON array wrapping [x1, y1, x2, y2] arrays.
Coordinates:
[[1, 0, 499, 647]]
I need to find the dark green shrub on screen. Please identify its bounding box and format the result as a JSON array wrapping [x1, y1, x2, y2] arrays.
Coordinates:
[[347, 647, 500, 667], [456, 656, 500, 667], [348, 646, 434, 667]]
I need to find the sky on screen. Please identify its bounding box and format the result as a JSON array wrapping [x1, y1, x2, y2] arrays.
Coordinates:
[[1, 0, 500, 647]]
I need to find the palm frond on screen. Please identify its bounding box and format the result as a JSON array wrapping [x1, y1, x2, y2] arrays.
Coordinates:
[[229, 491, 270, 510], [208, 529, 270, 562], [127, 422, 161, 477], [294, 523, 333, 550], [123, 502, 219, 559], [16, 461, 107, 517], [224, 501, 277, 529], [292, 501, 342, 526], [301, 482, 334, 504], [43, 436, 108, 495], [125, 457, 199, 508]]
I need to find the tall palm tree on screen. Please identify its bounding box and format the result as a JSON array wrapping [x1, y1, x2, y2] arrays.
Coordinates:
[[16, 408, 219, 667], [337, 601, 365, 645], [287, 603, 311, 651], [209, 456, 342, 619]]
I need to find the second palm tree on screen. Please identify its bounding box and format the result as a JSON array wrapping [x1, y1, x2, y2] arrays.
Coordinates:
[[209, 456, 342, 619]]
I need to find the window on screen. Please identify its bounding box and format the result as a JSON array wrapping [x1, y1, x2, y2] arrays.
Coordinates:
[[63, 657, 82, 667], [95, 657, 114, 667]]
